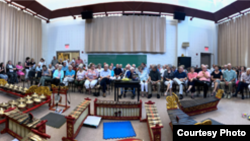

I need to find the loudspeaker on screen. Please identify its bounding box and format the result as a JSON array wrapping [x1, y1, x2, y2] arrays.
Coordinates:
[[174, 11, 186, 20], [81, 11, 93, 19], [178, 57, 191, 69]]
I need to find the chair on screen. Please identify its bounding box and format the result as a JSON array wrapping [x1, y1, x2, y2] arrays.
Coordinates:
[[67, 71, 77, 92]]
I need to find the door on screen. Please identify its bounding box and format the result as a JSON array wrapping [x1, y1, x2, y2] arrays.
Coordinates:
[[200, 53, 211, 68], [56, 51, 80, 62]]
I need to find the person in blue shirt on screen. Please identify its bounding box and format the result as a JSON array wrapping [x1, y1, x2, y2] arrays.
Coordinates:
[[63, 65, 75, 86], [141, 62, 149, 74], [62, 62, 68, 72], [100, 64, 111, 97], [52, 65, 64, 86], [173, 66, 187, 99], [109, 66, 114, 77], [35, 64, 43, 78]]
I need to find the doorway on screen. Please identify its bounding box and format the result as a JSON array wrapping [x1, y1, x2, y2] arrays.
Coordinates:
[[200, 53, 211, 68], [56, 51, 80, 62]]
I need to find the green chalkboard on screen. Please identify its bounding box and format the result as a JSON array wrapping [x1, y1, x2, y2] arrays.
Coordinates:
[[88, 55, 147, 67]]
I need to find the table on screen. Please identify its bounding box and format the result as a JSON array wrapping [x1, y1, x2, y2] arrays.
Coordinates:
[[114, 81, 140, 101]]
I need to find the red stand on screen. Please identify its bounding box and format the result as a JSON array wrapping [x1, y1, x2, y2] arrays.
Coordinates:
[[49, 88, 70, 113]]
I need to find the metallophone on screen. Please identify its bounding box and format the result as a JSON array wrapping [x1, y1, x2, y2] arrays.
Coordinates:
[[21, 132, 48, 141], [143, 101, 163, 141], [0, 79, 30, 97], [1, 108, 51, 140], [94, 99, 142, 120], [0, 88, 52, 124], [62, 98, 91, 141]]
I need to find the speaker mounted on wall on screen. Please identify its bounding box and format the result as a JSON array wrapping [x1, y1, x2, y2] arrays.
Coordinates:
[[81, 11, 93, 19], [174, 11, 186, 21]]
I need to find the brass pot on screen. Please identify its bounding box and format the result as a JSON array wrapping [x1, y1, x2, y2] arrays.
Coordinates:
[[18, 98, 26, 103], [26, 95, 32, 100], [9, 84, 14, 90], [40, 94, 46, 101], [18, 87, 23, 92], [8, 104, 16, 109], [32, 93, 39, 99], [14, 86, 20, 92], [4, 83, 9, 89], [0, 102, 8, 110], [0, 108, 4, 118], [18, 102, 26, 111], [9, 100, 18, 106], [26, 99, 34, 108], [22, 88, 28, 93], [34, 98, 41, 104]]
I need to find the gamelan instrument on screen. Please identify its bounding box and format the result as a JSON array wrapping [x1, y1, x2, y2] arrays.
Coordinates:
[[0, 79, 52, 97], [94, 99, 142, 120], [0, 108, 51, 140], [144, 101, 163, 141], [21, 132, 48, 141], [62, 98, 91, 141]]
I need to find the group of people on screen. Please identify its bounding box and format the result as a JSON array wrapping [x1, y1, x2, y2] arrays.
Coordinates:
[[1, 56, 250, 100]]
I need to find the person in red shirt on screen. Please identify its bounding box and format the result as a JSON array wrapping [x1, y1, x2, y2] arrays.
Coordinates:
[[71, 62, 77, 71], [186, 67, 198, 99], [75, 56, 83, 66]]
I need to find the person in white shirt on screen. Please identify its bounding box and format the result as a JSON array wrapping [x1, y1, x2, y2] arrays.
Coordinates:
[[206, 65, 212, 74], [96, 64, 104, 74], [210, 64, 215, 73], [119, 64, 123, 71], [67, 59, 70, 66], [70, 58, 75, 65], [63, 58, 68, 66], [124, 64, 131, 77], [39, 58, 46, 67], [48, 64, 55, 72], [160, 65, 166, 76], [222, 64, 228, 73]]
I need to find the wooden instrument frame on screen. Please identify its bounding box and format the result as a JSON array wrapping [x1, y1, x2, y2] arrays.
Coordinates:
[[62, 98, 91, 141], [0, 108, 51, 140], [0, 87, 33, 97], [49, 87, 70, 113], [94, 98, 142, 120]]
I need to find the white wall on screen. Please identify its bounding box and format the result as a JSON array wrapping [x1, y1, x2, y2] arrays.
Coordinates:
[[177, 16, 218, 67], [42, 16, 217, 67]]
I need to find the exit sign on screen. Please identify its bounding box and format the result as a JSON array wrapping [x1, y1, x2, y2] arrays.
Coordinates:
[[65, 44, 69, 49], [205, 46, 209, 51]]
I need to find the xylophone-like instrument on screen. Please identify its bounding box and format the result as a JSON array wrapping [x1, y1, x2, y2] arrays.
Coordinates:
[[62, 98, 91, 141], [94, 99, 142, 120], [0, 108, 51, 140], [21, 132, 48, 141], [145, 101, 163, 141]]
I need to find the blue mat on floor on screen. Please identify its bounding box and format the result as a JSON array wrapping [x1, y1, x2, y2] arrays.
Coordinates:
[[103, 121, 136, 139]]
